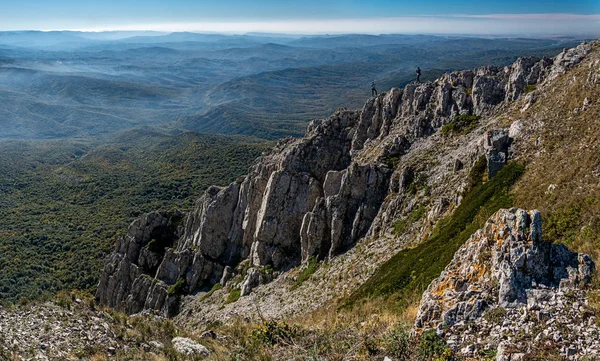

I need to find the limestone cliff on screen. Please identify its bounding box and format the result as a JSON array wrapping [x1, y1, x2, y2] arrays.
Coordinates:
[[96, 42, 594, 317]]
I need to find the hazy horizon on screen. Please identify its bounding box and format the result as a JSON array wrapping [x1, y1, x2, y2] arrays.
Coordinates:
[[1, 0, 599, 36], [2, 22, 599, 39]]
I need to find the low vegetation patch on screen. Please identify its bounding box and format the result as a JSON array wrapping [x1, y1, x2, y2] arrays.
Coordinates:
[[381, 156, 401, 169], [382, 323, 412, 360], [346, 162, 524, 308], [484, 307, 507, 324], [291, 257, 320, 290], [419, 329, 453, 360], [467, 155, 488, 189], [407, 173, 429, 195], [200, 283, 224, 302], [393, 205, 426, 236], [524, 84, 537, 94], [167, 277, 187, 297], [252, 321, 298, 345], [441, 114, 480, 136], [225, 288, 241, 304]]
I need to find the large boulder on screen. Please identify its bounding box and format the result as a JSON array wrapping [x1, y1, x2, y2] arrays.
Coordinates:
[[415, 208, 594, 331], [414, 208, 596, 358]]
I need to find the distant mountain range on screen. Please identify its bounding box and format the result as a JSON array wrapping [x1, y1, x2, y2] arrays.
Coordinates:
[[0, 32, 586, 139]]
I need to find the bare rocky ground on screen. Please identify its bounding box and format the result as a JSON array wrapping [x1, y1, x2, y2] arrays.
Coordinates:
[[0, 301, 119, 360], [0, 294, 209, 361]]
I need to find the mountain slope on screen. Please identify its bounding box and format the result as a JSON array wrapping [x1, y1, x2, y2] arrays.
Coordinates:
[[90, 39, 600, 360], [96, 38, 594, 309]]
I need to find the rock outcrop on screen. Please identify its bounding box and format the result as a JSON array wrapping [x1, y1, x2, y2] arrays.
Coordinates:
[[96, 42, 595, 316], [96, 210, 184, 315], [171, 337, 209, 357], [414, 208, 597, 359]]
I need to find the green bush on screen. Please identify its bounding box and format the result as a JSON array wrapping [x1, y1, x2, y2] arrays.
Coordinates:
[[200, 283, 223, 301], [167, 277, 187, 297], [407, 173, 429, 195], [291, 257, 320, 290], [225, 288, 241, 304], [441, 114, 479, 136], [382, 323, 412, 360], [524, 84, 537, 94], [252, 320, 298, 345], [419, 329, 449, 359], [381, 156, 401, 169]]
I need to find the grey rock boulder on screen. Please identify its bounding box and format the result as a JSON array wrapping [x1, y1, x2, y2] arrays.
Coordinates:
[[172, 337, 209, 357], [414, 208, 594, 331], [484, 129, 510, 178]]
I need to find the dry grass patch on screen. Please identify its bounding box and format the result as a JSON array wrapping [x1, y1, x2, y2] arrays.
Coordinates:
[[511, 44, 600, 262]]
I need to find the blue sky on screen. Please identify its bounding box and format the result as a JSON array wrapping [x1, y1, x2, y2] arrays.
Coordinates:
[[1, 0, 599, 35]]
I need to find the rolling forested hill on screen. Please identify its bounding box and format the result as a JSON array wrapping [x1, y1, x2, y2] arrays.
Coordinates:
[[0, 129, 270, 302]]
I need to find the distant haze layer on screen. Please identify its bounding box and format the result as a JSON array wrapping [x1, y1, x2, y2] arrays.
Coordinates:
[[52, 15, 600, 37], [0, 33, 584, 139]]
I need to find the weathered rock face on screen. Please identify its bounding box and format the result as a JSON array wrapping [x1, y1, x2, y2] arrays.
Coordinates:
[[414, 208, 596, 358], [484, 129, 511, 178], [300, 164, 393, 262], [97, 44, 593, 316], [96, 210, 184, 315]]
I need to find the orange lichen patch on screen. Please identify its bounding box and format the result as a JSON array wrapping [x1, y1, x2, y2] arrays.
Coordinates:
[[432, 276, 457, 297], [495, 233, 504, 246], [431, 262, 487, 299], [468, 285, 482, 293], [467, 263, 487, 282], [436, 292, 458, 309]]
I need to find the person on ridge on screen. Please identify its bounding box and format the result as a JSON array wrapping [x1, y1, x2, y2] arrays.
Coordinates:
[[416, 67, 422, 83], [371, 80, 378, 97]]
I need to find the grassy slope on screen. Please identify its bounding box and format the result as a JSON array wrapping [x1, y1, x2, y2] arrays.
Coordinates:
[[0, 129, 270, 302], [346, 162, 524, 308], [508, 43, 600, 261]]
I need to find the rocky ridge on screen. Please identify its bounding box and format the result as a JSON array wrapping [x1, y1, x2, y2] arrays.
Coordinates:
[[414, 208, 598, 359], [96, 41, 595, 321]]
